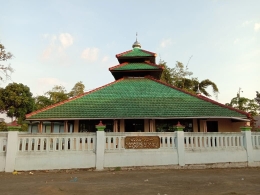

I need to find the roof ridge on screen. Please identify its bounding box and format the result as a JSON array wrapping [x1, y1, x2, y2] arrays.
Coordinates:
[[144, 76, 250, 118], [26, 78, 125, 119], [115, 49, 132, 58]]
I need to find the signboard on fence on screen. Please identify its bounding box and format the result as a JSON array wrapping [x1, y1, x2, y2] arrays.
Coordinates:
[[125, 136, 160, 149]]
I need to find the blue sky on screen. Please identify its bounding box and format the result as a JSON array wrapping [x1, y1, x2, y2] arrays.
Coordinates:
[[0, 0, 260, 108]]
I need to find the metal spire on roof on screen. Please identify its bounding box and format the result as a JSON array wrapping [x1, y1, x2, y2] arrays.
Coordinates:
[[132, 32, 141, 49], [196, 84, 201, 95]]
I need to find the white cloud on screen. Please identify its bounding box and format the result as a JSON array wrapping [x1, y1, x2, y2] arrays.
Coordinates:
[[102, 55, 109, 63], [42, 47, 53, 59], [160, 38, 172, 48], [59, 33, 74, 48], [36, 78, 67, 95], [81, 48, 99, 61], [41, 35, 57, 59], [254, 23, 260, 32], [233, 39, 239, 44], [242, 20, 252, 27], [41, 33, 73, 60]]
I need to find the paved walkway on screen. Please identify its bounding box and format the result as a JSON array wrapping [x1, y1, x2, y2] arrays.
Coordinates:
[[0, 168, 260, 195]]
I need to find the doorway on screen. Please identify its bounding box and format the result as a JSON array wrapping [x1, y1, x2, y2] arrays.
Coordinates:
[[206, 121, 218, 132], [125, 119, 144, 132]]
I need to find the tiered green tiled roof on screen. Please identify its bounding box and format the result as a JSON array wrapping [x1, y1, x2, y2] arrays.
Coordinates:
[[27, 77, 247, 119], [116, 48, 156, 57], [110, 62, 161, 71]]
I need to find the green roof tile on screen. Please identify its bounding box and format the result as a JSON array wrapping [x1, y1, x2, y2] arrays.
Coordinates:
[[111, 62, 161, 71], [27, 78, 247, 120], [117, 48, 155, 57]]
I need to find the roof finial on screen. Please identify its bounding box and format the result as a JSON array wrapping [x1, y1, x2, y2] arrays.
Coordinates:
[[132, 32, 141, 49], [196, 84, 201, 95]]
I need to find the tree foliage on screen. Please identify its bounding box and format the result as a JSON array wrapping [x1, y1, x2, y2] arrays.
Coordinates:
[[0, 43, 14, 81], [0, 122, 7, 131], [34, 95, 54, 110], [255, 91, 260, 106], [33, 81, 86, 111], [68, 81, 85, 97], [226, 97, 259, 116], [45, 85, 68, 104], [159, 60, 219, 97], [159, 60, 174, 85], [0, 83, 34, 122]]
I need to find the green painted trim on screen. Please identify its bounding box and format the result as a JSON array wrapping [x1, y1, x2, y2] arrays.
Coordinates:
[[240, 126, 252, 131], [175, 127, 184, 131], [96, 125, 106, 131]]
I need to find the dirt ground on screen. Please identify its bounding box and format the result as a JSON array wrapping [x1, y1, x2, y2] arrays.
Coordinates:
[[0, 168, 260, 195]]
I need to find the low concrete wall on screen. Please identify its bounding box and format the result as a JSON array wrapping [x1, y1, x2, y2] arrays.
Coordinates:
[[15, 152, 95, 171], [0, 154, 6, 171], [0, 132, 7, 171], [0, 131, 260, 172], [185, 149, 247, 164], [253, 150, 260, 162], [105, 150, 178, 167]]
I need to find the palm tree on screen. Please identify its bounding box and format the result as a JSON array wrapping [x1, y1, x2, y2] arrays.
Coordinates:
[[175, 78, 219, 97], [192, 79, 219, 97]]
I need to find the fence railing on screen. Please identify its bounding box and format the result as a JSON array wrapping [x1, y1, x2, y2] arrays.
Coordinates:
[[252, 132, 260, 149], [0, 132, 8, 153], [184, 132, 244, 149], [17, 133, 96, 152], [105, 132, 177, 151]]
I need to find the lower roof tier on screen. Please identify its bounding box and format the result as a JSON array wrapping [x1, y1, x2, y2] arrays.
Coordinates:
[[26, 77, 248, 120]]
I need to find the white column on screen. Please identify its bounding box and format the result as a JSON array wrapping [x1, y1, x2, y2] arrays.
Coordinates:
[[176, 131, 185, 166], [96, 131, 105, 170], [243, 131, 254, 165], [5, 131, 18, 172]]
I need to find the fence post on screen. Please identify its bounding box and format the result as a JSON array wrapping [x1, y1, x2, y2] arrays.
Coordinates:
[[5, 131, 18, 172], [95, 121, 106, 170], [240, 125, 253, 166], [175, 122, 185, 166]]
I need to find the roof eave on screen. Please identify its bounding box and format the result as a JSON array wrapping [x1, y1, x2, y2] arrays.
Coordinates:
[[26, 116, 249, 121]]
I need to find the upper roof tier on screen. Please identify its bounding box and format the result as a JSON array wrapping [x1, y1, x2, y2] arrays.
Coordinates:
[[111, 40, 161, 79], [116, 47, 156, 64], [109, 62, 163, 80]]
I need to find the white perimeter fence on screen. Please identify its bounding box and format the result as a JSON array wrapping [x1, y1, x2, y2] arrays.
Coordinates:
[[0, 131, 260, 172]]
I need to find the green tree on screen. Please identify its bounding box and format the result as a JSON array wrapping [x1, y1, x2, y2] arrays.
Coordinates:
[[159, 60, 174, 85], [34, 95, 54, 110], [192, 79, 219, 97], [0, 121, 7, 131], [226, 97, 259, 116], [45, 85, 68, 104], [0, 43, 14, 81], [255, 91, 260, 106], [160, 60, 219, 97], [68, 81, 85, 97], [0, 83, 34, 122], [172, 61, 193, 88]]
